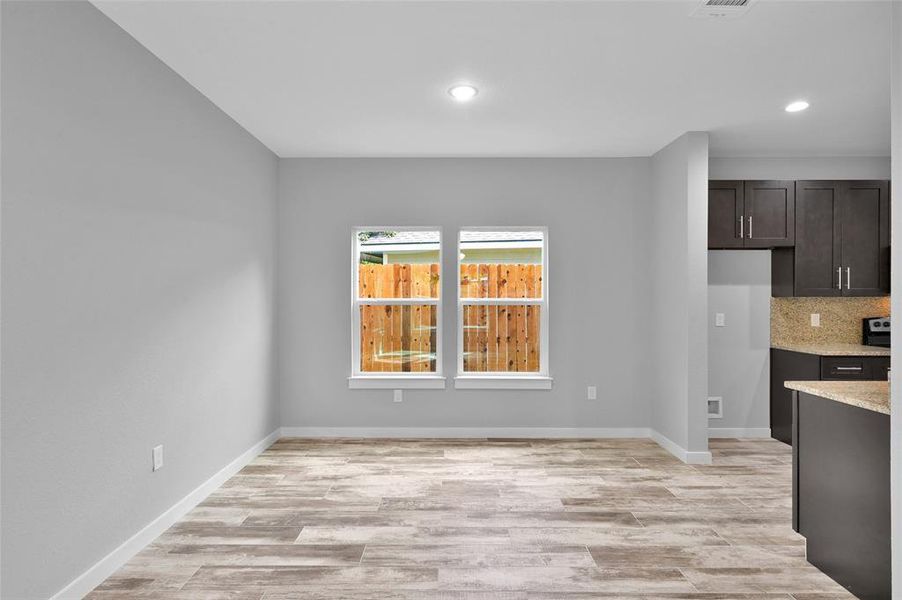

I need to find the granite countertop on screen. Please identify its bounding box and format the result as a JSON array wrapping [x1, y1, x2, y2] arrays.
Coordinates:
[[784, 380, 890, 415], [771, 342, 891, 357]]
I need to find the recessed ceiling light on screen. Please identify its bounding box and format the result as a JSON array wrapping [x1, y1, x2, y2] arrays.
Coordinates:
[[785, 100, 809, 113], [449, 84, 478, 102]]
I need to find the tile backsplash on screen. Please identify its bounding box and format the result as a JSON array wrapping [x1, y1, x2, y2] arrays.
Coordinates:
[[771, 297, 890, 346]]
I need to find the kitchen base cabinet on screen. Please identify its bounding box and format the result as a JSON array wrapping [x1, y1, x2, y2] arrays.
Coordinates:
[[793, 391, 890, 599], [770, 349, 889, 445], [820, 355, 890, 380], [770, 349, 818, 444]]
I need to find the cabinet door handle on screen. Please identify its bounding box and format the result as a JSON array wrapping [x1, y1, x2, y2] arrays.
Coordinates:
[[748, 216, 752, 239], [738, 215, 744, 239], [846, 267, 851, 290], [837, 267, 842, 290]]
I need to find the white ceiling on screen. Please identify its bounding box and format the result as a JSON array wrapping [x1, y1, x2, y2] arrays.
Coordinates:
[[93, 1, 891, 158]]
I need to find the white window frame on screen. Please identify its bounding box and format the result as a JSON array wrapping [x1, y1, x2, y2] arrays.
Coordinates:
[[454, 226, 552, 390], [349, 226, 445, 389]]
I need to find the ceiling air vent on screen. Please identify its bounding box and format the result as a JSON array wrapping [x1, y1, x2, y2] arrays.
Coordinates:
[[691, 0, 756, 20]]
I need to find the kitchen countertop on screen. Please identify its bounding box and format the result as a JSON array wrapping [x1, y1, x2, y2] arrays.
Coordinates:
[[784, 380, 890, 415], [771, 342, 890, 356]]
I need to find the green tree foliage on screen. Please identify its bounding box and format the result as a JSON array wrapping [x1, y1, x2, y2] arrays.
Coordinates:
[[357, 231, 397, 242]]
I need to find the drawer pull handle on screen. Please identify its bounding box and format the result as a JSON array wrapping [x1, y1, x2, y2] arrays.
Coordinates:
[[833, 366, 863, 371]]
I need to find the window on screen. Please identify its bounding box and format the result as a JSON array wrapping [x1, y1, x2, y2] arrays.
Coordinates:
[[350, 227, 444, 388], [455, 227, 551, 389]]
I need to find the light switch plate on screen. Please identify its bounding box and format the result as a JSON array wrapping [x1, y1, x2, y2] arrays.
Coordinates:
[[810, 313, 821, 327], [393, 389, 403, 403], [715, 313, 725, 327], [152, 445, 163, 471], [587, 386, 597, 400]]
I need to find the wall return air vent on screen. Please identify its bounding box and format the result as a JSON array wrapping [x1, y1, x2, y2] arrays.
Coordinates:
[[707, 397, 723, 419], [691, 0, 756, 20]]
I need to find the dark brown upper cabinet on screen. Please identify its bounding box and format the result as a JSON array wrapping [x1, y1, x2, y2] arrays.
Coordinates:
[[708, 181, 744, 248], [788, 180, 843, 296], [772, 180, 889, 297], [744, 180, 795, 248], [708, 180, 794, 249], [840, 180, 890, 296]]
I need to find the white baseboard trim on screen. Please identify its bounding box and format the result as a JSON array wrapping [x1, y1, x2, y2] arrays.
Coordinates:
[[50, 421, 721, 599], [708, 427, 772, 439], [280, 426, 653, 439], [650, 429, 713, 465], [281, 427, 713, 465], [50, 428, 281, 600]]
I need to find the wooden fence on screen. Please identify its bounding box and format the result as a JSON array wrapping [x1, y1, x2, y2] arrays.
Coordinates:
[[358, 263, 439, 372], [359, 304, 437, 372], [357, 263, 542, 373], [462, 304, 540, 373], [459, 263, 542, 372], [358, 263, 439, 299], [459, 263, 543, 299]]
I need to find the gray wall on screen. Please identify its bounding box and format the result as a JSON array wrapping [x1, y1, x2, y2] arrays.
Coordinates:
[[649, 132, 710, 455], [649, 138, 689, 448], [709, 156, 891, 180], [278, 158, 654, 430], [686, 134, 711, 455], [1, 3, 279, 598], [707, 251, 771, 433]]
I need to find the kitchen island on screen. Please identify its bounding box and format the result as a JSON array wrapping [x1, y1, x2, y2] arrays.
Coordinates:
[[784, 380, 890, 600]]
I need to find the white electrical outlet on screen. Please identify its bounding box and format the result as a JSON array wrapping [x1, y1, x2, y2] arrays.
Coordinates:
[[393, 389, 403, 403], [810, 313, 821, 327], [152, 445, 163, 471], [587, 386, 597, 400], [715, 313, 725, 327]]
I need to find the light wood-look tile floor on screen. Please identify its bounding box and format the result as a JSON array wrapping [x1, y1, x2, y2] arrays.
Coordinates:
[[88, 438, 854, 599]]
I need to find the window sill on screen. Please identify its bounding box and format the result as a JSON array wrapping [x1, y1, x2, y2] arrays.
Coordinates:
[[454, 376, 554, 390], [348, 376, 446, 390]]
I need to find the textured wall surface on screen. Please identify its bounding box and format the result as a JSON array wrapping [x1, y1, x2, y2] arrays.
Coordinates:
[[771, 297, 891, 346]]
